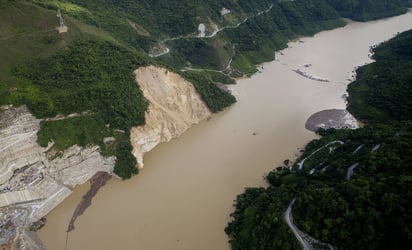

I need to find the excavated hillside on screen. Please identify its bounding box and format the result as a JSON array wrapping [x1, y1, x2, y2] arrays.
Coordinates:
[[0, 105, 115, 249]]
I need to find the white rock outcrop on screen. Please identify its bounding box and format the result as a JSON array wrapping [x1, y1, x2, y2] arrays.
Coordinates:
[[47, 145, 115, 188], [0, 106, 43, 186], [131, 66, 212, 168]]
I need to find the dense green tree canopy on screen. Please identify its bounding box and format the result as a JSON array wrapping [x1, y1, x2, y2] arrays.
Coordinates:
[[326, 0, 409, 21], [348, 30, 412, 123]]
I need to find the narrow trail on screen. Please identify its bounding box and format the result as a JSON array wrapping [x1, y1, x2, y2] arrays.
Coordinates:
[[287, 138, 381, 249], [181, 44, 236, 76], [286, 139, 347, 250], [0, 28, 56, 42], [346, 162, 359, 180], [43, 111, 94, 122]]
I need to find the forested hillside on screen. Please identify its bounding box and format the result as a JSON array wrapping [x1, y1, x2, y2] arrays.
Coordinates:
[[326, 0, 410, 21], [28, 0, 410, 75], [348, 30, 412, 123], [1, 0, 410, 179], [226, 29, 412, 249]]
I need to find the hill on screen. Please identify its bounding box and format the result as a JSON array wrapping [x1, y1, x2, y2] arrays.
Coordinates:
[[348, 30, 412, 123]]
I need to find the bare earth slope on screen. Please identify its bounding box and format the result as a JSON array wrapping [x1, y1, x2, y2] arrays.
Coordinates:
[[131, 66, 212, 168]]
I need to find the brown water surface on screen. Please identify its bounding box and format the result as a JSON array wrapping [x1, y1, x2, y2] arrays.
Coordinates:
[[39, 13, 412, 250]]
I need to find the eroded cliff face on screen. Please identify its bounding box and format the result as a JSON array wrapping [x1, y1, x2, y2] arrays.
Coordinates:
[[0, 105, 114, 249], [131, 66, 212, 168]]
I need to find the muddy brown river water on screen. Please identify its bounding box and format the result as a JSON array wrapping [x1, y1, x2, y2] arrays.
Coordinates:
[[39, 12, 412, 250]]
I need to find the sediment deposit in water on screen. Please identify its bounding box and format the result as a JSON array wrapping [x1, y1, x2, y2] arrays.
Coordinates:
[[305, 109, 359, 132], [67, 171, 112, 232]]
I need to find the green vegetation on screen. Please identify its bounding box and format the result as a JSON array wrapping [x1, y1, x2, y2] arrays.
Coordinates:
[[0, 1, 238, 179], [293, 124, 412, 249], [226, 186, 300, 250], [37, 115, 110, 151], [0, 1, 145, 178], [182, 71, 236, 112], [206, 71, 236, 85], [348, 30, 412, 123], [9, 39, 148, 179], [10, 40, 148, 128], [326, 0, 410, 21], [226, 30, 412, 249], [0, 0, 118, 85], [0, 1, 72, 85], [113, 132, 138, 179], [33, 0, 274, 38], [223, 0, 346, 75], [18, 0, 410, 76], [162, 0, 346, 75], [163, 38, 233, 70]]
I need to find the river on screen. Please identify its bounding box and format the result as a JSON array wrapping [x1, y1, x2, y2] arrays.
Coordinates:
[[38, 12, 412, 250]]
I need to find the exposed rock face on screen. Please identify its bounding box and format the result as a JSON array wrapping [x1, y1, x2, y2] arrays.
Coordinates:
[[0, 105, 114, 249], [47, 146, 115, 188], [0, 106, 43, 186], [131, 66, 212, 168]]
